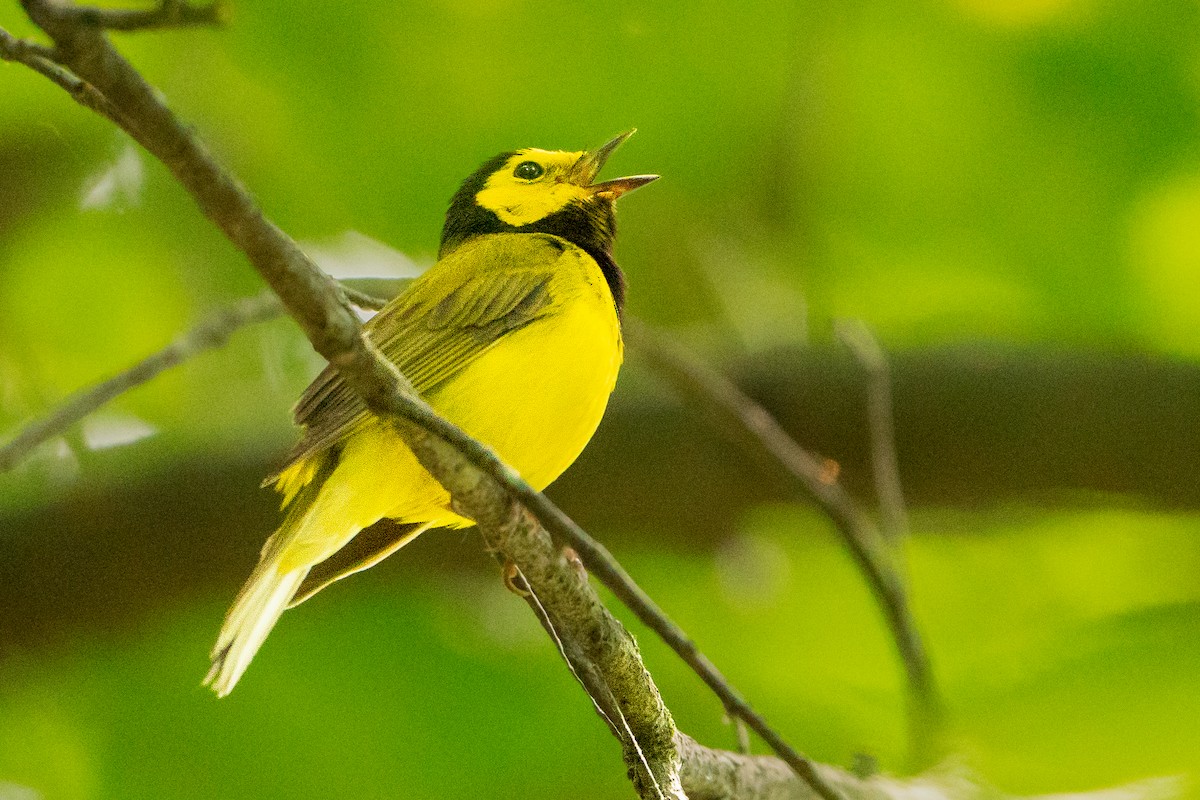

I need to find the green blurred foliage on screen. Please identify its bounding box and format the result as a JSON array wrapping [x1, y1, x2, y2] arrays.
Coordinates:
[[3, 0, 1200, 798]]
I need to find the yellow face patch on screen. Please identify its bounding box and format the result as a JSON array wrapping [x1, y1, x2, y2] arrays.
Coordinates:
[[475, 149, 592, 226]]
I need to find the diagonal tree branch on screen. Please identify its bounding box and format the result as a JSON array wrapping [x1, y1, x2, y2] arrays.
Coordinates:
[[0, 275, 845, 796], [8, 3, 844, 798]]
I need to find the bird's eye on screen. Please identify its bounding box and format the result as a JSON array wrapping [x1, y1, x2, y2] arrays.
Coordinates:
[[513, 161, 544, 181]]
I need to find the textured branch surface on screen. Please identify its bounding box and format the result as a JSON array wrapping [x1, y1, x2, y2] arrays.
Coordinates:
[[432, 461, 685, 798], [676, 739, 1180, 800]]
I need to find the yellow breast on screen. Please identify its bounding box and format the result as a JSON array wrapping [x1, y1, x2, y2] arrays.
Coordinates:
[[430, 272, 623, 491], [282, 237, 623, 567]]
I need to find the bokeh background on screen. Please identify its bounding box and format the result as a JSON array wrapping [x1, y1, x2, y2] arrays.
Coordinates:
[[3, 0, 1200, 797]]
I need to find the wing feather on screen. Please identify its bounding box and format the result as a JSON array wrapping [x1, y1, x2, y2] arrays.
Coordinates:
[[268, 234, 569, 483]]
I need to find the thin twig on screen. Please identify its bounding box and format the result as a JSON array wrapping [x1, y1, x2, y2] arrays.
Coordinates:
[[0, 27, 56, 59], [517, 567, 622, 739], [0, 27, 124, 125], [626, 320, 941, 763], [734, 716, 752, 755], [457, 493, 685, 797], [67, 0, 229, 31], [0, 292, 282, 472], [835, 320, 909, 541], [340, 284, 390, 311], [512, 551, 683, 796], [0, 285, 388, 475]]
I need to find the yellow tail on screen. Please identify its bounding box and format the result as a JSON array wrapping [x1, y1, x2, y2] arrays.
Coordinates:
[[205, 457, 342, 697], [204, 559, 309, 697]]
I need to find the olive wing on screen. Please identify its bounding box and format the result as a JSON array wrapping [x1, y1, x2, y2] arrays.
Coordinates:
[[270, 235, 569, 479]]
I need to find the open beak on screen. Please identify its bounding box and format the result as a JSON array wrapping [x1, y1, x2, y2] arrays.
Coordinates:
[[571, 130, 660, 198]]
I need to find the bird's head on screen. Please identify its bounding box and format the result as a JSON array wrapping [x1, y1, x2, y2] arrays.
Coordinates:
[[439, 130, 658, 261]]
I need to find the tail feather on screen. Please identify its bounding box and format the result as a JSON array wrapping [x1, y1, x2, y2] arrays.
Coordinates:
[[204, 564, 308, 697], [205, 454, 340, 697], [208, 445, 438, 696]]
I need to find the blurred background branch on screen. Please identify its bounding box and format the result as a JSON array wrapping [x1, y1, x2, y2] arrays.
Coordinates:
[[0, 291, 282, 472], [628, 320, 940, 767], [0, 284, 389, 474], [835, 320, 909, 543]]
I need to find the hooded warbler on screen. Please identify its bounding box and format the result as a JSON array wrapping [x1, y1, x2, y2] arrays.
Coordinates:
[[205, 131, 657, 696]]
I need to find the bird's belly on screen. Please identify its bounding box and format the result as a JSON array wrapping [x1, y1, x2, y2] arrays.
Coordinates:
[[432, 305, 622, 491], [332, 299, 622, 530]]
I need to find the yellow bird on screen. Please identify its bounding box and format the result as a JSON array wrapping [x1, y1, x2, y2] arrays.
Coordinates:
[[205, 131, 657, 696]]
